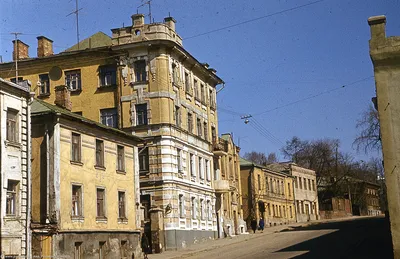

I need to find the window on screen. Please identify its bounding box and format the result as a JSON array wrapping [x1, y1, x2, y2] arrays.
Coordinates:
[[288, 183, 291, 197], [172, 63, 178, 85], [270, 179, 273, 193], [6, 109, 18, 143], [299, 177, 302, 189], [188, 112, 193, 133], [96, 188, 106, 218], [199, 157, 204, 180], [99, 65, 116, 86], [258, 174, 261, 190], [211, 126, 216, 143], [266, 178, 269, 192], [177, 148, 182, 172], [95, 139, 104, 167], [304, 178, 307, 190], [175, 106, 181, 127], [200, 199, 204, 220], [308, 179, 311, 191], [281, 181, 284, 195], [6, 180, 18, 216], [197, 118, 202, 137], [297, 201, 300, 214], [290, 206, 293, 218], [194, 79, 199, 100], [65, 70, 81, 91], [100, 108, 118, 128], [72, 185, 82, 217], [210, 89, 216, 109], [203, 122, 208, 141], [74, 242, 83, 259], [179, 194, 185, 218], [74, 111, 83, 116], [191, 197, 196, 219], [134, 60, 147, 82], [200, 84, 205, 103], [39, 74, 50, 95], [99, 242, 106, 259], [294, 176, 297, 188], [207, 200, 212, 220], [118, 191, 126, 219], [136, 104, 148, 126], [190, 154, 195, 177], [205, 159, 210, 181], [139, 147, 149, 172], [71, 133, 81, 162], [185, 72, 191, 93], [117, 145, 125, 172]]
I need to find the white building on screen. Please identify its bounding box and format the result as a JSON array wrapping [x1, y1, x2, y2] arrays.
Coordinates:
[[0, 78, 31, 258]]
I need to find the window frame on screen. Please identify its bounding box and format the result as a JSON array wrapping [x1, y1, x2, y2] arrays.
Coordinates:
[[39, 74, 50, 96], [197, 118, 202, 137], [6, 109, 19, 143], [72, 184, 83, 218], [179, 194, 185, 218], [118, 191, 126, 219], [100, 108, 118, 128], [95, 139, 105, 168], [96, 188, 106, 219], [6, 180, 19, 216], [188, 112, 193, 133], [65, 69, 82, 92], [117, 145, 125, 172], [71, 133, 81, 163], [134, 60, 147, 82], [99, 65, 117, 87], [139, 147, 149, 173], [135, 103, 148, 126]]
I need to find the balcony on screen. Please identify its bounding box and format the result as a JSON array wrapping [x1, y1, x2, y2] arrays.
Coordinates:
[[214, 180, 230, 193], [213, 139, 228, 156]]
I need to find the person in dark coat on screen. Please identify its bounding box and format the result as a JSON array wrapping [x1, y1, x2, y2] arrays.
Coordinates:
[[141, 233, 150, 259], [250, 218, 258, 233], [259, 218, 265, 233]]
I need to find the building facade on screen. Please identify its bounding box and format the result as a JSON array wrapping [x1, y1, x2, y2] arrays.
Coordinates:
[[350, 180, 381, 216], [240, 158, 296, 228], [368, 15, 400, 258], [30, 87, 143, 258], [0, 78, 31, 258], [213, 134, 246, 237], [267, 163, 319, 223], [0, 14, 225, 251]]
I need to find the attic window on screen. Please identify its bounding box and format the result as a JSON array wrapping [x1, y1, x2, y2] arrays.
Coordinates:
[[135, 30, 141, 36]]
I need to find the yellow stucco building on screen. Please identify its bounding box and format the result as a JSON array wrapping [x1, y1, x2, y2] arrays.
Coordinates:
[[0, 14, 225, 250], [240, 158, 296, 228], [30, 87, 143, 258]]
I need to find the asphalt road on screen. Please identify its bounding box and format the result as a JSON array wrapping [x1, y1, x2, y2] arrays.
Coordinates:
[[184, 217, 393, 259]]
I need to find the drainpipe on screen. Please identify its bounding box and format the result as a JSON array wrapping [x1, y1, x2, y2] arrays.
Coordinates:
[[216, 83, 225, 94]]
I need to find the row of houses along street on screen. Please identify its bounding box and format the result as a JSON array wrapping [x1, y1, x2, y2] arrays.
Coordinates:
[[0, 13, 383, 259]]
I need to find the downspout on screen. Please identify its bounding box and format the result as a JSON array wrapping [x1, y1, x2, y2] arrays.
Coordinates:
[[216, 83, 225, 94], [27, 93, 33, 259], [0, 88, 2, 257]]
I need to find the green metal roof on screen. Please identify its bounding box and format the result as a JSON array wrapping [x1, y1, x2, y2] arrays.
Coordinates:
[[64, 32, 112, 52], [31, 98, 143, 142]]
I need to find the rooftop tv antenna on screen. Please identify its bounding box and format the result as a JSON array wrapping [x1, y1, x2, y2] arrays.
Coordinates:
[[137, 0, 152, 24], [10, 32, 22, 83], [67, 0, 83, 50]]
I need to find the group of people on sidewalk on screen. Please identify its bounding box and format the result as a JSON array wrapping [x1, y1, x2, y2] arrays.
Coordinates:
[[250, 218, 265, 233]]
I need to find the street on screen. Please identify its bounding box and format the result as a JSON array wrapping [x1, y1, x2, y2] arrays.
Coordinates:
[[151, 216, 393, 259]]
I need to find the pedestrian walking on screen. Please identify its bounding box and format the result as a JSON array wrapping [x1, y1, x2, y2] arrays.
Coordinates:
[[141, 233, 150, 259], [259, 218, 265, 233], [251, 218, 258, 234]]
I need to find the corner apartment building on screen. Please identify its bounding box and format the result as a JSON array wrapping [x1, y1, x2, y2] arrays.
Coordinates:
[[213, 134, 246, 237], [368, 15, 400, 258], [30, 87, 143, 258], [0, 78, 31, 258], [240, 158, 296, 228], [267, 163, 319, 223], [0, 13, 225, 251]]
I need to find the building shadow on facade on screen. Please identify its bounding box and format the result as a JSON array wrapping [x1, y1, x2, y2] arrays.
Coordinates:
[[276, 217, 393, 259]]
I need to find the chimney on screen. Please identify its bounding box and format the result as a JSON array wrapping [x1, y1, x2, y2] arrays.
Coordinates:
[[12, 40, 29, 61], [132, 14, 145, 26], [368, 15, 386, 48], [37, 36, 54, 57], [54, 85, 72, 111], [164, 16, 176, 31]]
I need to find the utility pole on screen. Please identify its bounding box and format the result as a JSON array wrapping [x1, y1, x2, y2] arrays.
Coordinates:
[[240, 114, 252, 124], [10, 32, 22, 84], [67, 0, 83, 50]]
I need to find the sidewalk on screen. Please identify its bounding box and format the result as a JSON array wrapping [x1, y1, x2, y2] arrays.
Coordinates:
[[148, 216, 381, 259]]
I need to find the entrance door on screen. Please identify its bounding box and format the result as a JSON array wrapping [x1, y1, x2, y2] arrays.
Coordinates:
[[305, 204, 310, 221]]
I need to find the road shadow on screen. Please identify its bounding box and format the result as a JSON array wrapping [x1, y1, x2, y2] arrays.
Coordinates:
[[276, 217, 393, 259]]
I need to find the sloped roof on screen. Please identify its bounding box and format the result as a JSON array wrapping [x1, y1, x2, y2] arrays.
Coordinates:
[[31, 98, 142, 142], [0, 77, 30, 93], [265, 163, 290, 173], [64, 31, 112, 52]]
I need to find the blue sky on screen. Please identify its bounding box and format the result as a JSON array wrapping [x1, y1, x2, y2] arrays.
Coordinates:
[[1, 0, 397, 161]]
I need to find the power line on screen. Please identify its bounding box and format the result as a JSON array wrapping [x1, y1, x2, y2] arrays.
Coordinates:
[[183, 0, 325, 40]]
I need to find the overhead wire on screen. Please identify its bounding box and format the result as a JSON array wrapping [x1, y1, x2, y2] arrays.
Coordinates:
[[183, 0, 325, 40]]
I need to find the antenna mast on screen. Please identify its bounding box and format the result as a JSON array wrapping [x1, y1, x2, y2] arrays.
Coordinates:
[[137, 0, 152, 24], [10, 32, 22, 84], [67, 0, 83, 50]]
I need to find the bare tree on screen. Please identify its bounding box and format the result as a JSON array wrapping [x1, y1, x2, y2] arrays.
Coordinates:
[[266, 152, 278, 164], [353, 105, 381, 154], [243, 151, 268, 165]]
